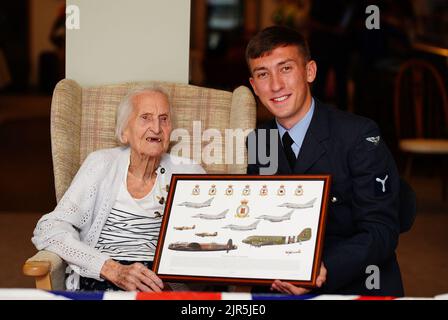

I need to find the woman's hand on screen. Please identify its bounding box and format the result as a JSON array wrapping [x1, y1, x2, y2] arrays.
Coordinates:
[[100, 259, 164, 292], [271, 262, 327, 295]]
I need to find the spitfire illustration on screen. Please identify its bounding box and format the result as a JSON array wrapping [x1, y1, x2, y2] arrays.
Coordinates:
[[177, 197, 214, 208], [256, 210, 294, 222], [278, 198, 316, 209], [222, 220, 260, 231], [192, 209, 228, 220], [195, 232, 218, 237], [242, 228, 312, 247], [168, 239, 237, 252], [174, 225, 196, 231]]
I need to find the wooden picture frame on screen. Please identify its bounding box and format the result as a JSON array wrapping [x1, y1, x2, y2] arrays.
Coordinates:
[[153, 174, 331, 287]]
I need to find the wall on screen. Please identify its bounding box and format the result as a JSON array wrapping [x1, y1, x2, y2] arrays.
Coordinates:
[[66, 0, 191, 86]]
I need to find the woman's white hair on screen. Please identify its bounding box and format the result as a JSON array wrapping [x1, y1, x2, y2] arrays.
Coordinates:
[[115, 86, 171, 144]]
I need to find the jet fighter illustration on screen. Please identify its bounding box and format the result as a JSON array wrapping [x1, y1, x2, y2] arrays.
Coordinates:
[[177, 197, 214, 208], [277, 198, 316, 209], [222, 220, 260, 231], [192, 209, 228, 220], [256, 210, 294, 222]]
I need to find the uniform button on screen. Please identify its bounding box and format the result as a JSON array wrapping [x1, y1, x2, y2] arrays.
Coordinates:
[[331, 196, 338, 203], [160, 167, 165, 174]]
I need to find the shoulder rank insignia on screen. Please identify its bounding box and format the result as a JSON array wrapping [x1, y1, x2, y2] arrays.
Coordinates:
[[366, 136, 381, 145], [375, 174, 389, 193]]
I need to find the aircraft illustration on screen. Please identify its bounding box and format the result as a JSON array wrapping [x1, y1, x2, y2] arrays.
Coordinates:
[[195, 232, 218, 237], [192, 209, 229, 220], [256, 210, 294, 222], [242, 228, 312, 247], [222, 220, 260, 231], [168, 239, 237, 253], [177, 197, 214, 208], [277, 198, 317, 209], [285, 249, 301, 254], [173, 224, 196, 230]]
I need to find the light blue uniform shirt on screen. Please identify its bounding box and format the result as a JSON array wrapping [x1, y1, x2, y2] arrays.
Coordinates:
[[276, 98, 315, 158]]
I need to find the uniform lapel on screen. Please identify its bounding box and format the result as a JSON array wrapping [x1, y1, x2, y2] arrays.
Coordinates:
[[293, 101, 329, 173]]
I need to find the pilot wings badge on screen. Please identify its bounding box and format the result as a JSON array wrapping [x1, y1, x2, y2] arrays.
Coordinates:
[[366, 136, 381, 146]]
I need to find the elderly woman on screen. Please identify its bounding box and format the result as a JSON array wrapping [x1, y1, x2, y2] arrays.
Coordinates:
[[32, 88, 205, 291]]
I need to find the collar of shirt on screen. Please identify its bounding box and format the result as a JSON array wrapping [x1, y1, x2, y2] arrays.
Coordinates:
[[276, 98, 315, 158]]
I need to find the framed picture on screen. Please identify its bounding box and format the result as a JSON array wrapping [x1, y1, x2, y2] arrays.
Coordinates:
[[153, 174, 331, 287]]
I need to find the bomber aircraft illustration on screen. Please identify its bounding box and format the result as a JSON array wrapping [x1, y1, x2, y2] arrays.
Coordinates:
[[242, 228, 312, 247], [168, 239, 237, 253]]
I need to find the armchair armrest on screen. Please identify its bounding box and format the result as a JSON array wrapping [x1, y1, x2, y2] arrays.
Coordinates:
[[23, 250, 67, 290]]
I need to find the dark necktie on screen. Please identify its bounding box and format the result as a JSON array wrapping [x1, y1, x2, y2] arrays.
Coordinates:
[[282, 131, 297, 170]]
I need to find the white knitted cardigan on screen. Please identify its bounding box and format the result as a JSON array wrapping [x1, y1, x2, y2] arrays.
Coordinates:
[[32, 146, 205, 290]]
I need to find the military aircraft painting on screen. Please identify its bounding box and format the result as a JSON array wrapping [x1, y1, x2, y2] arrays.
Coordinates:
[[168, 239, 237, 253], [285, 249, 301, 254], [195, 232, 218, 237], [277, 198, 317, 209], [192, 209, 229, 220], [222, 220, 260, 231], [255, 210, 294, 222], [174, 225, 196, 230], [177, 197, 214, 208], [242, 228, 312, 247]]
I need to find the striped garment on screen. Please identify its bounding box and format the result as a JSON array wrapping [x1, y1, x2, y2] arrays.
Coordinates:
[[96, 165, 166, 261]]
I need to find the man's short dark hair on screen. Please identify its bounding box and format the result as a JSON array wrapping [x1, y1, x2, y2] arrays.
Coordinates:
[[245, 26, 311, 73]]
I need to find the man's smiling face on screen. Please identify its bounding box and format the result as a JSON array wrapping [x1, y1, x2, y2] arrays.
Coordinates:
[[249, 45, 316, 129]]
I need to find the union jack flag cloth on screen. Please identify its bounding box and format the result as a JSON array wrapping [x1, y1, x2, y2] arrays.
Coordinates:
[[0, 289, 446, 300]]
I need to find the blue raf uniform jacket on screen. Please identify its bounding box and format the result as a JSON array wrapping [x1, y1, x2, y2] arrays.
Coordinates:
[[247, 101, 404, 296]]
